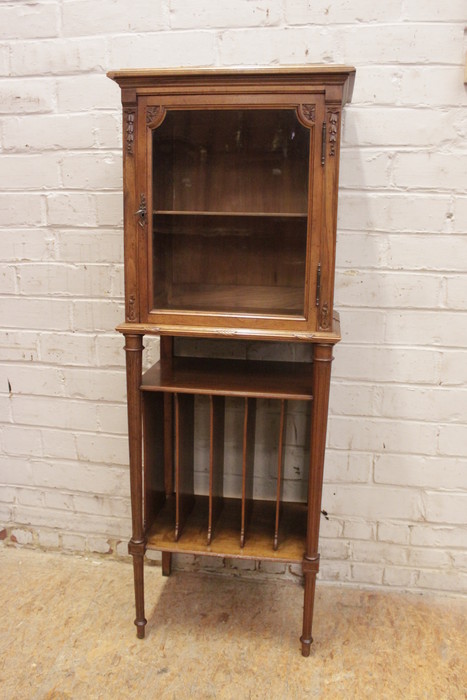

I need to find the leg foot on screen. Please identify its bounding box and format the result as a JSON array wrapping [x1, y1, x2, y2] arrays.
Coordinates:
[[132, 551, 147, 638], [300, 635, 313, 657], [162, 551, 172, 577]]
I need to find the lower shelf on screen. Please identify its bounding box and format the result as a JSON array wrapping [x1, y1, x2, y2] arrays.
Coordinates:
[[146, 495, 307, 564]]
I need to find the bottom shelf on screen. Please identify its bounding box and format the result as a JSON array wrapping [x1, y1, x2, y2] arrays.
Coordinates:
[[146, 495, 307, 564]]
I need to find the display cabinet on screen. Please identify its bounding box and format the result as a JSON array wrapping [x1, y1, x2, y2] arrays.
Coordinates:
[[108, 66, 355, 656]]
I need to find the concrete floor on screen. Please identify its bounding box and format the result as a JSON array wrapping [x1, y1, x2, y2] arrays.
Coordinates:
[[1, 547, 466, 699]]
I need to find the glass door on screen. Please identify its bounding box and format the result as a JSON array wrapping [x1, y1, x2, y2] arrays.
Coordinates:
[[150, 108, 311, 317]]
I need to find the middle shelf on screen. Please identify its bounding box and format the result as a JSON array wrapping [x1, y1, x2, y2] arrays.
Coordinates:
[[141, 357, 314, 400]]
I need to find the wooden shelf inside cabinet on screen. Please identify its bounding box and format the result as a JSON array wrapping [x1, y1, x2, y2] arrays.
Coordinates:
[[146, 496, 307, 564], [141, 357, 314, 401], [110, 65, 355, 657]]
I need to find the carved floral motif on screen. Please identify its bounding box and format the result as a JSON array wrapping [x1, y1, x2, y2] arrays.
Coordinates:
[[320, 303, 330, 330], [328, 110, 339, 156], [127, 294, 137, 322], [300, 104, 316, 124], [146, 106, 163, 128], [124, 109, 135, 155]]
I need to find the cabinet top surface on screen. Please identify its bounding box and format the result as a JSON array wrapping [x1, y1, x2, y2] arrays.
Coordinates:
[[107, 65, 355, 79]]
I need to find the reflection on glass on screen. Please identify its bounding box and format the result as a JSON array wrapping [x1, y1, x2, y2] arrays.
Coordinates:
[[152, 109, 310, 315]]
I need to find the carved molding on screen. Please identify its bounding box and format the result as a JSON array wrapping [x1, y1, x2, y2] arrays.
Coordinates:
[[146, 105, 166, 129], [328, 110, 339, 157], [124, 109, 135, 155], [320, 304, 330, 330], [127, 294, 137, 322], [297, 103, 316, 127]]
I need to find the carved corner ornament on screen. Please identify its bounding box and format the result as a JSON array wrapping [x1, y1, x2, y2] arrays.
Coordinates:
[[124, 109, 135, 155], [146, 106, 166, 129], [297, 103, 316, 128], [328, 110, 339, 157]]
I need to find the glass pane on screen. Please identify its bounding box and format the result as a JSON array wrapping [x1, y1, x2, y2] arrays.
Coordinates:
[[152, 109, 310, 316]]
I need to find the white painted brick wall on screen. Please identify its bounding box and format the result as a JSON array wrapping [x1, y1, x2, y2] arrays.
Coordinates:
[[1, 0, 466, 596]]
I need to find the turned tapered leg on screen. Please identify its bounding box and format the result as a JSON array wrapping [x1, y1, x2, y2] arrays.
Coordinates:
[[124, 333, 147, 638], [301, 343, 334, 657]]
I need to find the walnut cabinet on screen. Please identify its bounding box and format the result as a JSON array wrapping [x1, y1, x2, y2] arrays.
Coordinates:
[[108, 66, 355, 656]]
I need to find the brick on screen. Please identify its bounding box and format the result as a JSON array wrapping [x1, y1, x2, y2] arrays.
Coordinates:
[[95, 334, 126, 367], [401, 0, 467, 21], [375, 454, 467, 490], [0, 264, 17, 294], [0, 4, 59, 40], [350, 562, 383, 585], [96, 194, 124, 226], [219, 27, 334, 65], [42, 428, 77, 461], [439, 351, 467, 387], [109, 31, 216, 69], [338, 310, 387, 345], [10, 38, 106, 76], [46, 194, 98, 227], [0, 154, 61, 190], [0, 229, 54, 263], [54, 230, 122, 264], [339, 149, 392, 190], [319, 561, 351, 582], [0, 79, 55, 114], [62, 367, 125, 402], [1, 425, 43, 458], [18, 263, 115, 298], [61, 153, 122, 190], [381, 386, 467, 424], [385, 234, 467, 273], [320, 539, 350, 560], [30, 461, 128, 496], [446, 276, 467, 310], [62, 533, 86, 552], [171, 0, 280, 29], [438, 424, 467, 458], [2, 298, 71, 331], [0, 456, 32, 486], [0, 363, 64, 398], [285, 0, 400, 24], [57, 75, 120, 112], [322, 484, 424, 520], [335, 270, 442, 309], [96, 404, 128, 434], [62, 0, 168, 36], [0, 193, 44, 226], [87, 536, 111, 554], [75, 433, 128, 466], [349, 66, 401, 106], [351, 540, 408, 566], [39, 333, 96, 366], [11, 396, 98, 432], [330, 382, 382, 417], [338, 192, 452, 233], [393, 152, 467, 192], [343, 520, 376, 541], [323, 450, 373, 483], [416, 570, 467, 594], [384, 311, 467, 348], [410, 524, 467, 549], [71, 299, 124, 332], [422, 492, 467, 525], [38, 530, 60, 548], [383, 566, 415, 588], [11, 528, 34, 545], [340, 24, 463, 64], [3, 114, 96, 152], [408, 548, 451, 569], [398, 66, 467, 107], [333, 346, 439, 385]]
